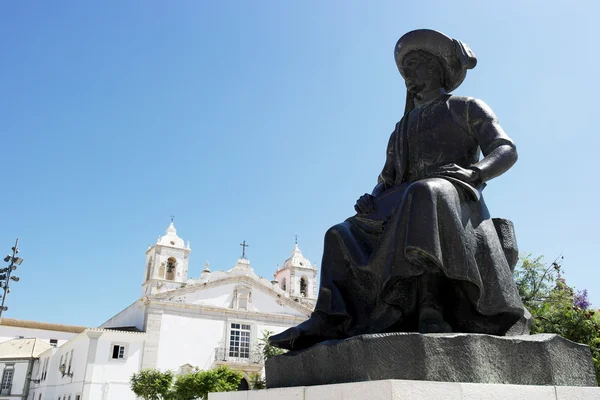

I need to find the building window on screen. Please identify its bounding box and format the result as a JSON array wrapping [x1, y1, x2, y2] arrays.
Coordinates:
[[232, 286, 251, 310], [166, 257, 176, 280], [111, 344, 126, 360], [146, 259, 152, 281], [1, 368, 13, 393], [228, 323, 250, 359], [281, 278, 287, 291], [300, 277, 308, 297], [67, 350, 73, 375], [39, 394, 42, 400], [50, 339, 58, 346], [41, 358, 48, 381], [76, 396, 80, 400]]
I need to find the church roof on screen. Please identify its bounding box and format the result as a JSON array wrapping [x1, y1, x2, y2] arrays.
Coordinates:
[[281, 244, 316, 271], [156, 222, 187, 249]]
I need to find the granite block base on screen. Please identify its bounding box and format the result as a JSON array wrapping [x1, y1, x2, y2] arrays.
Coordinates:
[[265, 333, 597, 388]]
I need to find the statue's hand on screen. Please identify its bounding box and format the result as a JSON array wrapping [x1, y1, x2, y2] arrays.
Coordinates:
[[433, 163, 480, 185], [355, 193, 375, 215]]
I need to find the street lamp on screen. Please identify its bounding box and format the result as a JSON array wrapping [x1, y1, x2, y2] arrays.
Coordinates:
[[58, 363, 73, 378], [0, 239, 23, 321]]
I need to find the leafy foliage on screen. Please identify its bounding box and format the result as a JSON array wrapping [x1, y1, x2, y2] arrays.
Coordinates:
[[514, 255, 600, 384], [173, 366, 242, 400], [248, 373, 266, 390], [131, 366, 241, 400], [246, 330, 288, 389], [130, 369, 174, 400], [257, 330, 286, 360]]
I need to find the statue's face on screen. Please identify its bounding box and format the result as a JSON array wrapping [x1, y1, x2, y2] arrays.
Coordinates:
[[400, 52, 440, 95]]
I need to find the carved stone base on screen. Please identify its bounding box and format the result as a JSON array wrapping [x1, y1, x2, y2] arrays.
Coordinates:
[[265, 333, 597, 388]]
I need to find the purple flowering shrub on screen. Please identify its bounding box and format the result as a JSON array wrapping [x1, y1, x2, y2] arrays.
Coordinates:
[[514, 255, 600, 384]]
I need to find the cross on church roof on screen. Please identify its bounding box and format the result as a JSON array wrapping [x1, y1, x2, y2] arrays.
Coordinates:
[[240, 240, 249, 259], [170, 215, 175, 223], [295, 234, 298, 245]]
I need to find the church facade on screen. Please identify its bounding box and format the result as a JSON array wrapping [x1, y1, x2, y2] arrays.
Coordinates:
[[0, 222, 317, 399]]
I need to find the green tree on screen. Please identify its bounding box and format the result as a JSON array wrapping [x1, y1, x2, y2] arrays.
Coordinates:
[[248, 373, 266, 390], [257, 330, 286, 360], [130, 369, 174, 400], [173, 366, 242, 400], [514, 255, 600, 384]]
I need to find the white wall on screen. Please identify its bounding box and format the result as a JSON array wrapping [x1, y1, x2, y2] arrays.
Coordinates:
[[251, 289, 305, 316], [0, 359, 30, 400], [156, 313, 225, 371], [174, 284, 236, 308], [167, 284, 306, 317], [155, 311, 305, 374], [99, 301, 145, 331], [30, 334, 86, 400], [275, 269, 291, 293], [29, 330, 145, 400], [0, 326, 78, 347]]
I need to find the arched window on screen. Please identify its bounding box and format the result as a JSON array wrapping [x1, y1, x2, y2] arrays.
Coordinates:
[[145, 259, 152, 281], [166, 257, 176, 280], [281, 278, 287, 291], [300, 277, 308, 297]]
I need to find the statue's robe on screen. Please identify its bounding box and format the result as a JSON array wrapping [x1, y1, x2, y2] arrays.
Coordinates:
[[315, 94, 525, 336]]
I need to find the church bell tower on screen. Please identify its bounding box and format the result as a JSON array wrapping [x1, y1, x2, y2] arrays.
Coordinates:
[[142, 220, 191, 296], [274, 240, 318, 307]]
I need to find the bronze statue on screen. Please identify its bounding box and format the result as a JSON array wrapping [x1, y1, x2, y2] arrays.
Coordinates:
[[270, 29, 525, 350]]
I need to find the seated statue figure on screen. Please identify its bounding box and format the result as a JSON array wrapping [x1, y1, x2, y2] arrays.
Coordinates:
[[270, 29, 526, 351]]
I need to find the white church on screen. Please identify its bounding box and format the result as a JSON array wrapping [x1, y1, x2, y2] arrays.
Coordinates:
[[0, 222, 317, 400]]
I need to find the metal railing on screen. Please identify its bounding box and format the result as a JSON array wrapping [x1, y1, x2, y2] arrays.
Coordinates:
[[214, 348, 262, 364]]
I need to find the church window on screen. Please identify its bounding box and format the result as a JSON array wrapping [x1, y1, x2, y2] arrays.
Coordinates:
[[1, 368, 13, 393], [233, 286, 251, 310], [166, 257, 176, 280], [146, 259, 152, 281], [111, 344, 127, 360], [228, 323, 251, 359], [300, 277, 308, 297], [281, 278, 287, 291], [50, 339, 58, 346]]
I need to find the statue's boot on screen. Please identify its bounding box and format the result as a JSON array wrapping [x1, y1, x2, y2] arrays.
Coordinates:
[[268, 311, 344, 351], [417, 269, 452, 333], [418, 305, 452, 333]]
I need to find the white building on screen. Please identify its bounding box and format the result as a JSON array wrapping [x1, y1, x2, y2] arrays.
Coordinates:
[[28, 328, 145, 400], [0, 338, 51, 399], [101, 222, 315, 381], [0, 222, 317, 399]]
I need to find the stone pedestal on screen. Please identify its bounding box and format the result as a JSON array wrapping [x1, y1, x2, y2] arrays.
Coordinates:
[[208, 380, 600, 400], [265, 333, 597, 388]]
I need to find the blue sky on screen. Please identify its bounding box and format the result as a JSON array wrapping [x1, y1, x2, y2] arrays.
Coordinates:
[[1, 1, 599, 327]]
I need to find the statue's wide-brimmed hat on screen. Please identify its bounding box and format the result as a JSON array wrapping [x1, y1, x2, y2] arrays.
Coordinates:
[[394, 29, 477, 92]]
